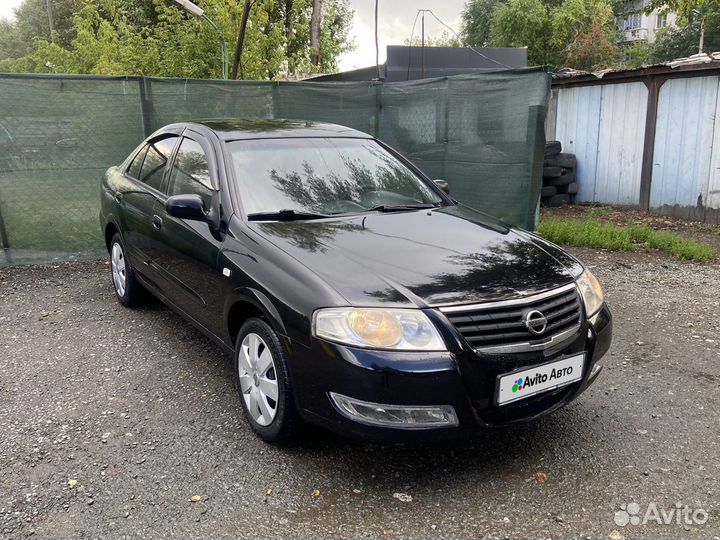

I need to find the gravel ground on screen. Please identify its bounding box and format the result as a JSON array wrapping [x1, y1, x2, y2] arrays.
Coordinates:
[[0, 249, 718, 539]]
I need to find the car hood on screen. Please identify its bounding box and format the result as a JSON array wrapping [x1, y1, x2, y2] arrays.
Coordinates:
[[249, 205, 582, 308]]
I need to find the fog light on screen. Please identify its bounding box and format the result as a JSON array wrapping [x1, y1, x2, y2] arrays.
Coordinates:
[[329, 392, 459, 429]]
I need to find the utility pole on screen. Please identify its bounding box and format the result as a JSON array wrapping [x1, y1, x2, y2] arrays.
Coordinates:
[[374, 0, 380, 79], [45, 0, 54, 42], [232, 0, 253, 79], [420, 10, 425, 79]]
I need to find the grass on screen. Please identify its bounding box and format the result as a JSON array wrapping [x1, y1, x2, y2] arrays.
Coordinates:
[[539, 218, 717, 262], [586, 206, 612, 219]]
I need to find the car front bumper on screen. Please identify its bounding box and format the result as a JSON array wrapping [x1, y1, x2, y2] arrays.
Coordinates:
[[287, 304, 612, 442]]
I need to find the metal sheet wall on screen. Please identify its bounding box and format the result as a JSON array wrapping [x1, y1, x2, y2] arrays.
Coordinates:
[[554, 81, 648, 205], [650, 76, 720, 211]]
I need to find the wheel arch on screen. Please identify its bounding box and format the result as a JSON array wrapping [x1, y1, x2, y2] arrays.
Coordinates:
[[104, 221, 120, 253], [226, 288, 286, 346]]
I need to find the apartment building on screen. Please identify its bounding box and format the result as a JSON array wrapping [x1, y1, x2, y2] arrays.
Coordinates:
[[617, 0, 677, 43]]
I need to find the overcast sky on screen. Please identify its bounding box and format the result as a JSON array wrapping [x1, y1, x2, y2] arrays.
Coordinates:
[[0, 0, 465, 71]]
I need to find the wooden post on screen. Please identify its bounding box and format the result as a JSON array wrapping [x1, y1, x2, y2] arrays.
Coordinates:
[[638, 75, 666, 211]]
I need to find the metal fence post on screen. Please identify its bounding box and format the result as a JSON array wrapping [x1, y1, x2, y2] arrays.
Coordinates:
[[0, 199, 11, 265], [138, 77, 154, 137], [526, 104, 545, 230]]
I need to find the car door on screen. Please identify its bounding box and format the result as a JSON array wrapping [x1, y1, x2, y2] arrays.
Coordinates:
[[150, 132, 227, 334], [116, 135, 179, 288]]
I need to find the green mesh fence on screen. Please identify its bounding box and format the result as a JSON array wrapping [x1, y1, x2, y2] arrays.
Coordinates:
[[0, 70, 550, 266]]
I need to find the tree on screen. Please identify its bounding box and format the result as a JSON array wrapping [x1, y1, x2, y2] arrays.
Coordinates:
[[486, 0, 617, 67], [0, 0, 354, 79], [404, 31, 462, 47], [461, 0, 504, 46], [644, 0, 720, 54], [622, 39, 652, 68], [651, 13, 720, 61], [564, 16, 618, 70], [310, 0, 322, 65], [0, 0, 79, 59]]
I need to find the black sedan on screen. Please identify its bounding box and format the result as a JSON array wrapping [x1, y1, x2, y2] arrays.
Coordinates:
[[100, 119, 612, 443]]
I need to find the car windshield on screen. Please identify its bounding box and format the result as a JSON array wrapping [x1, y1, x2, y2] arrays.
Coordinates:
[[227, 137, 444, 217]]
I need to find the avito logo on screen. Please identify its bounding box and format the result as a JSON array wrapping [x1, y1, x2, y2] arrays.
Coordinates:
[[511, 366, 575, 393]]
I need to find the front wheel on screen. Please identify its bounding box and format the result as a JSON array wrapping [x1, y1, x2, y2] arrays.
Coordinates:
[[109, 233, 143, 307], [234, 318, 297, 443]]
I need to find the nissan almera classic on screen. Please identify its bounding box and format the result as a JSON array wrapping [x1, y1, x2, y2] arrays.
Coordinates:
[[100, 119, 612, 443]]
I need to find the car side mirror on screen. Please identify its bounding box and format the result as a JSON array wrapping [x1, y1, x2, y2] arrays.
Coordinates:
[[433, 179, 450, 195], [165, 194, 208, 222]]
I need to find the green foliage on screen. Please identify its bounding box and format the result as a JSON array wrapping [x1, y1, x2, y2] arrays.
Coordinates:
[[539, 218, 717, 261], [586, 205, 611, 218], [404, 31, 462, 47], [0, 0, 354, 79], [461, 0, 618, 68], [620, 40, 652, 68], [642, 0, 720, 61], [461, 0, 504, 46], [650, 14, 720, 61], [564, 16, 618, 70], [490, 0, 553, 64]]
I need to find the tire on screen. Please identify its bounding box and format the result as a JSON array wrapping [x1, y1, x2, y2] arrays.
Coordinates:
[[545, 152, 576, 169], [543, 166, 562, 178], [543, 194, 570, 207], [109, 233, 144, 307], [546, 171, 574, 187], [545, 140, 561, 157], [541, 185, 557, 197], [234, 318, 297, 443], [564, 182, 578, 195]]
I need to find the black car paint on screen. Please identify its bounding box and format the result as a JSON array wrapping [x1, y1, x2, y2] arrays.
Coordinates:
[[100, 119, 612, 441]]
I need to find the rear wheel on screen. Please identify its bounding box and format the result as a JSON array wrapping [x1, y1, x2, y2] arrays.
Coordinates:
[[109, 233, 143, 307], [234, 318, 297, 443]]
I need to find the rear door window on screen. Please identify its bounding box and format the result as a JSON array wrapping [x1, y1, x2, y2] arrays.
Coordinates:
[[138, 136, 179, 191]]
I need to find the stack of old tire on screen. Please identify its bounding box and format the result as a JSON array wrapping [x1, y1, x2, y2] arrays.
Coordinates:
[[541, 141, 577, 207]]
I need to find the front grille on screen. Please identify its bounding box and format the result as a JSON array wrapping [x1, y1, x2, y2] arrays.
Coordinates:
[[440, 283, 582, 353]]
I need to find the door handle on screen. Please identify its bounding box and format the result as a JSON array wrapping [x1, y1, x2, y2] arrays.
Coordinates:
[[114, 192, 123, 204], [152, 215, 163, 230]]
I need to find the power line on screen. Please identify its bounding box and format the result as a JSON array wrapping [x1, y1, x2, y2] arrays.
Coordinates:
[[424, 9, 516, 70], [405, 10, 422, 81]]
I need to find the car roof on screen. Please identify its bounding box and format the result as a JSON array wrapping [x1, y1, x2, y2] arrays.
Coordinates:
[[179, 119, 373, 141]]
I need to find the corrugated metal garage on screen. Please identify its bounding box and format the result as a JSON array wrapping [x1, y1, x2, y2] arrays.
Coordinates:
[[548, 58, 720, 223]]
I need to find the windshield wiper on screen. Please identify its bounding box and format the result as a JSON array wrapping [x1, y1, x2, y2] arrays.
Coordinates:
[[247, 209, 332, 221], [368, 203, 440, 213]]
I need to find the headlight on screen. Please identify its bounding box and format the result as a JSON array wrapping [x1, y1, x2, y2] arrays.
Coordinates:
[[576, 269, 604, 317], [313, 308, 446, 351]]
